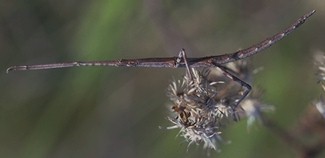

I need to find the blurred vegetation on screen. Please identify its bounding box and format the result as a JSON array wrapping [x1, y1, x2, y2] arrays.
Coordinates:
[[1, 0, 325, 158]]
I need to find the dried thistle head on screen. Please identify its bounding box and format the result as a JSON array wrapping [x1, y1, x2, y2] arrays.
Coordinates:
[[166, 61, 253, 150], [166, 60, 272, 151], [167, 68, 228, 151]]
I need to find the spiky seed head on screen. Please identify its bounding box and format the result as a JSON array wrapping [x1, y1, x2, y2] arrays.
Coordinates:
[[166, 68, 238, 150], [166, 61, 271, 151]]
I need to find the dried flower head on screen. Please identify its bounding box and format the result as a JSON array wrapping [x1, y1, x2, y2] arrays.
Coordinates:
[[166, 61, 250, 150], [167, 69, 226, 151], [166, 60, 272, 151]]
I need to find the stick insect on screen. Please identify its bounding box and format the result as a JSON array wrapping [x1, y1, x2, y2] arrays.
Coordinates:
[[6, 10, 315, 108]]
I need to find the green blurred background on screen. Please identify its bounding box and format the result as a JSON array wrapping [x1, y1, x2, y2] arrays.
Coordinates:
[[1, 0, 324, 158]]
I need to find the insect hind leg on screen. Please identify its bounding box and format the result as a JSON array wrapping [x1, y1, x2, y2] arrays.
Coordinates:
[[213, 63, 252, 120]]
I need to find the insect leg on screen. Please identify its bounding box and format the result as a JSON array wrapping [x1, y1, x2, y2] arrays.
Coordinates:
[[213, 63, 252, 108], [176, 49, 194, 80]]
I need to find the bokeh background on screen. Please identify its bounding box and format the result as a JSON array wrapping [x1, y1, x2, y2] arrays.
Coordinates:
[[1, 0, 325, 158]]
